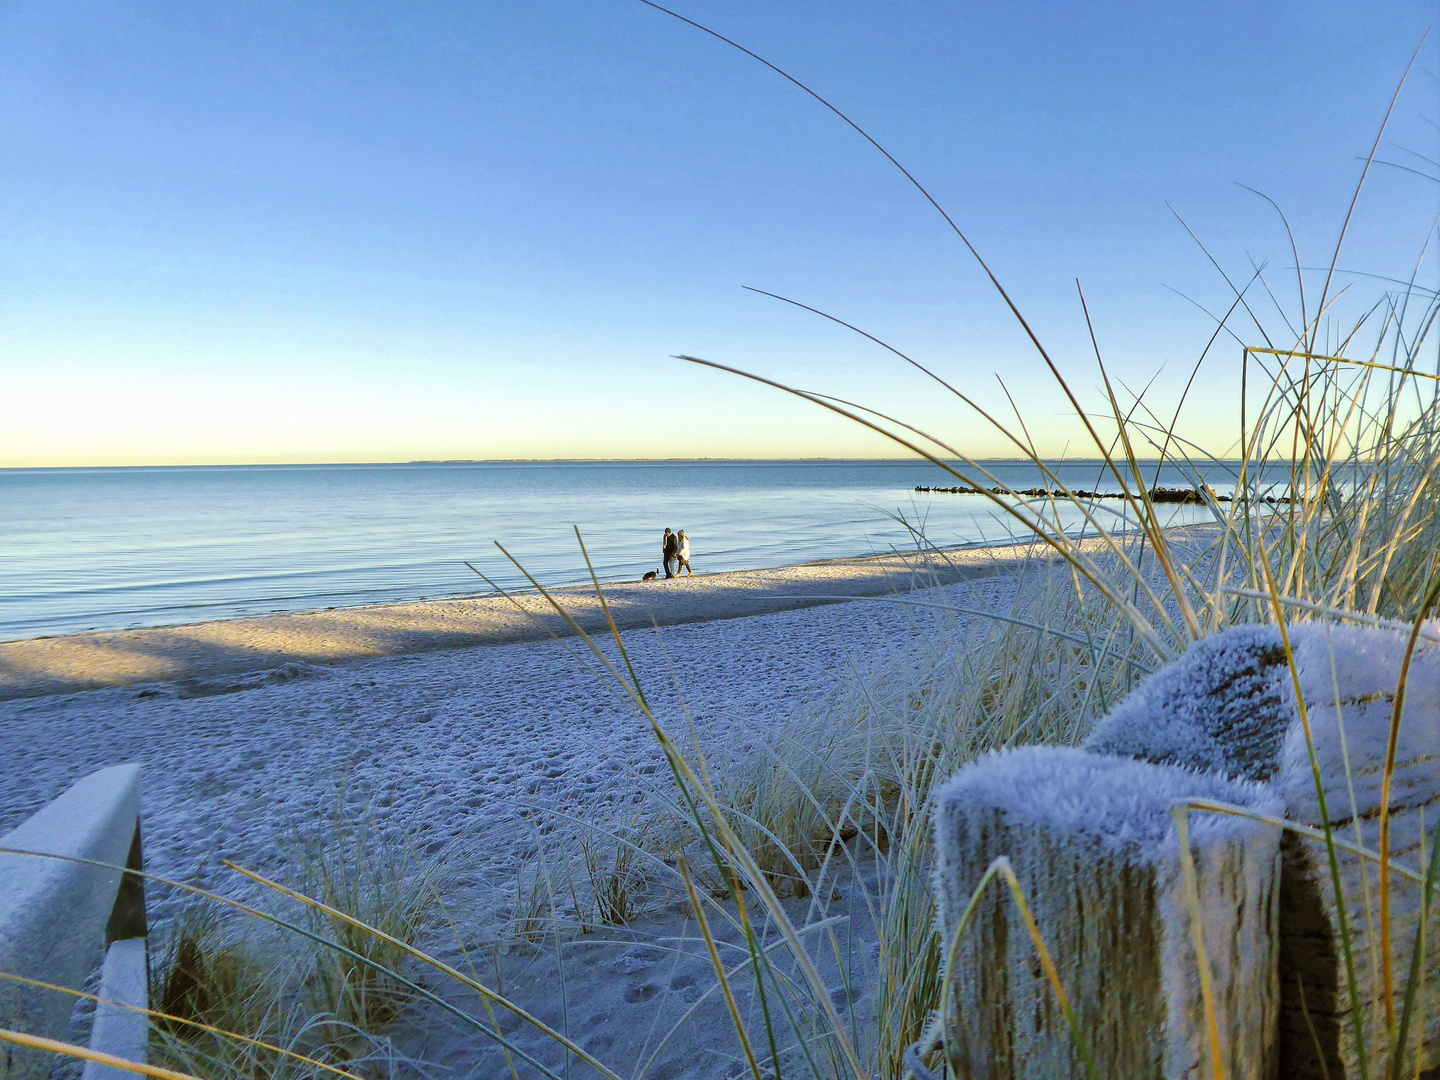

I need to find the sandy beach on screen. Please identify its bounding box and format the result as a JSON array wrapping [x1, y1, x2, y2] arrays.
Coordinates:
[[0, 545, 1036, 866], [2, 552, 1036, 1077], [0, 541, 1059, 701], [0, 535, 1131, 1076], [1, 549, 1035, 1076]]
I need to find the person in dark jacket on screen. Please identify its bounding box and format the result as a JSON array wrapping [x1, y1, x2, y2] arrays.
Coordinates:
[[662, 528, 678, 578]]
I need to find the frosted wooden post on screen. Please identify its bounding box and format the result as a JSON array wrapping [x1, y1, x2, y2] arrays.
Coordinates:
[[932, 746, 1282, 1080], [1083, 624, 1293, 783], [1083, 622, 1440, 1078], [0, 765, 147, 1080], [1269, 626, 1440, 1079]]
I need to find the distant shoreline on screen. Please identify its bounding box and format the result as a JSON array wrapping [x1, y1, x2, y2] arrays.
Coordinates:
[[0, 538, 1077, 701], [1, 456, 1185, 471]]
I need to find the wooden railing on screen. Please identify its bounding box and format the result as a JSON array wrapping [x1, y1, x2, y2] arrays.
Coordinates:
[[0, 765, 147, 1080]]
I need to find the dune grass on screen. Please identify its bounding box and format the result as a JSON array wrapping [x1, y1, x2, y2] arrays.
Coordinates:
[[15, 12, 1439, 1080], [135, 813, 452, 1080]]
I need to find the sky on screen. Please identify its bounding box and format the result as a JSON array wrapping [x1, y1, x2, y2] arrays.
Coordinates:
[[0, 1, 1435, 466]]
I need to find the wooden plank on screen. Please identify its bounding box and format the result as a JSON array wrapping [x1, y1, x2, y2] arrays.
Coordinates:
[[82, 939, 149, 1080], [0, 765, 141, 1080], [1274, 626, 1440, 1079]]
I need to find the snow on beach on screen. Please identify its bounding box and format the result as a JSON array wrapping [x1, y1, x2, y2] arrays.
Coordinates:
[[3, 566, 1026, 1077], [0, 572, 1015, 916]]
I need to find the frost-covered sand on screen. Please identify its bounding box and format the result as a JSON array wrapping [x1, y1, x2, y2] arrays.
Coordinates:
[[0, 544, 1052, 1078]]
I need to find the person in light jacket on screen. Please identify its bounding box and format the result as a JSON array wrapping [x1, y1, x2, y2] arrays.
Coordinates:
[[662, 527, 678, 578], [676, 530, 693, 576]]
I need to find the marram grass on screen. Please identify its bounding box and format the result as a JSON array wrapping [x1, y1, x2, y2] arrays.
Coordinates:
[[13, 14, 1439, 1080]]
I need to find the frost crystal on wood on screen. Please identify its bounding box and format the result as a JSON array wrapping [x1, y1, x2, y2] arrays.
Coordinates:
[[933, 746, 1282, 1080], [1083, 625, 1293, 783], [1079, 622, 1440, 1078], [1273, 625, 1440, 1079]]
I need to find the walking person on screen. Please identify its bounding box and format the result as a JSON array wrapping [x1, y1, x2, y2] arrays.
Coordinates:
[[676, 529, 692, 576], [662, 527, 678, 578]]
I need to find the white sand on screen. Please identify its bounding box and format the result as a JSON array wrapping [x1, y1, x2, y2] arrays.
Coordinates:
[[1, 567, 1018, 882], [1, 555, 1034, 1077], [0, 542, 1052, 700]]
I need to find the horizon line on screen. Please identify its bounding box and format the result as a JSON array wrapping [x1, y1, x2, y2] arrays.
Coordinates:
[[0, 455, 1191, 471]]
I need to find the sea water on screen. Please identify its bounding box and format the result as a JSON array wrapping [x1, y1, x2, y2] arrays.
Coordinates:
[[0, 459, 1265, 640]]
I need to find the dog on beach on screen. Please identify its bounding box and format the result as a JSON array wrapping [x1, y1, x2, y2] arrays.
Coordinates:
[[642, 569, 659, 582]]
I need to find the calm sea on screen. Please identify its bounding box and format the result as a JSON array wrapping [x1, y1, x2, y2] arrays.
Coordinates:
[[0, 459, 1250, 641]]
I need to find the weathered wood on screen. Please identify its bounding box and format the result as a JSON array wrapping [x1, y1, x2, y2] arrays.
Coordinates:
[[1082, 622, 1440, 1078], [1083, 624, 1293, 782], [933, 746, 1282, 1080], [0, 765, 142, 1080], [1273, 625, 1440, 1079], [82, 938, 149, 1080]]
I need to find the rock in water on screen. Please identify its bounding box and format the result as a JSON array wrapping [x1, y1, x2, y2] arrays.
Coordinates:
[[932, 746, 1282, 1080]]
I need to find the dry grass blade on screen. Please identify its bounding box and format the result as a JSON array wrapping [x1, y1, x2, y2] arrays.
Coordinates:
[[0, 1028, 205, 1080], [1377, 574, 1440, 1033], [1172, 799, 1424, 882], [1256, 552, 1375, 1080], [675, 855, 764, 1080], [929, 855, 1101, 1080], [222, 860, 625, 1080], [1170, 805, 1229, 1080], [1247, 346, 1440, 383], [1390, 812, 1440, 1079], [0, 970, 367, 1080]]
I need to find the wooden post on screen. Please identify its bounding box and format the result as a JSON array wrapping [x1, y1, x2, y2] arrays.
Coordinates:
[[1083, 624, 1292, 783], [932, 746, 1282, 1080], [1271, 626, 1440, 1079]]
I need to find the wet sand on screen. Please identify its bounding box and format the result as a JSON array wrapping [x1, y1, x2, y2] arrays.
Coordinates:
[[0, 540, 1072, 700]]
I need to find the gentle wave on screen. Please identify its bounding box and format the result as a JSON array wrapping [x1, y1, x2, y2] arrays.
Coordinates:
[[0, 459, 1265, 640]]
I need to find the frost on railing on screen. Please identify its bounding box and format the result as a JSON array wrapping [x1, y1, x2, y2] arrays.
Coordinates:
[[0, 765, 147, 1080], [928, 623, 1440, 1080]]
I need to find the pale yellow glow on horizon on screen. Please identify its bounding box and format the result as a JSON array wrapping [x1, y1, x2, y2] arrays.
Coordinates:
[[2, 336, 1243, 468]]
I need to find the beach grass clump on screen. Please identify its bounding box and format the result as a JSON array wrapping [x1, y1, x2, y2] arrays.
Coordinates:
[[149, 903, 299, 1079], [147, 902, 343, 1080], [139, 816, 452, 1080], [294, 818, 447, 1037], [578, 818, 654, 926]]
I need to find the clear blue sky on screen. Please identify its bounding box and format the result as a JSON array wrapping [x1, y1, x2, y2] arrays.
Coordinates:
[[1, 1, 1434, 465]]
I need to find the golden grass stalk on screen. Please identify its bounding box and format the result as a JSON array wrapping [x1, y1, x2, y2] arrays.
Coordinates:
[[920, 854, 1100, 1080], [0, 1029, 204, 1080], [675, 854, 764, 1080], [1170, 805, 1229, 1080], [0, 971, 366, 1080]]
